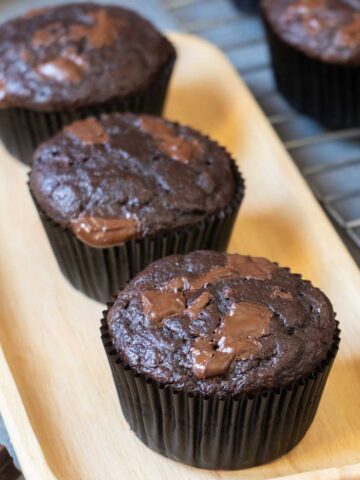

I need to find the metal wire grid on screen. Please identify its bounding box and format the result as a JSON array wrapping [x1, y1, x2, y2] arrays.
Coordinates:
[[161, 0, 360, 264]]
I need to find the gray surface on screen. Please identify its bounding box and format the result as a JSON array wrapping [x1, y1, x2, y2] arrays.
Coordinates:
[[0, 0, 359, 477]]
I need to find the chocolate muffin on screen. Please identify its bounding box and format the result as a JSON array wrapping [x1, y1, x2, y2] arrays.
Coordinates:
[[262, 0, 360, 128], [101, 251, 340, 469], [0, 3, 176, 164], [30, 114, 244, 302]]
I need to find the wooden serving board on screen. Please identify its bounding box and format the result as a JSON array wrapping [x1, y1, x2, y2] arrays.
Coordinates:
[[0, 33, 359, 480]]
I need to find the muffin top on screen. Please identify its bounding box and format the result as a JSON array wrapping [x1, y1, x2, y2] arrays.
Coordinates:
[[0, 3, 175, 111], [107, 251, 337, 397], [262, 0, 360, 65], [30, 113, 240, 247]]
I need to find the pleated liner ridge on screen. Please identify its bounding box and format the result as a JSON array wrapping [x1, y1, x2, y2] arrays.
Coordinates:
[[0, 54, 175, 165], [101, 308, 340, 470], [263, 19, 360, 129], [30, 158, 244, 303]]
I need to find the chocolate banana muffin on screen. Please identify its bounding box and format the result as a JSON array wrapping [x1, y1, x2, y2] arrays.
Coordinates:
[[0, 3, 176, 163], [30, 114, 243, 301], [262, 0, 360, 127], [106, 250, 336, 395], [102, 251, 339, 468]]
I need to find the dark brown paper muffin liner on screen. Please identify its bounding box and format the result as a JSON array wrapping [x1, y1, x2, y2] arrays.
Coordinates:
[[263, 19, 360, 129], [101, 308, 340, 470], [232, 0, 259, 13], [0, 54, 175, 165], [30, 159, 244, 303]]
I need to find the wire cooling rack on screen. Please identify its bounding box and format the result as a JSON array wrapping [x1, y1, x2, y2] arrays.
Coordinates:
[[161, 0, 360, 265]]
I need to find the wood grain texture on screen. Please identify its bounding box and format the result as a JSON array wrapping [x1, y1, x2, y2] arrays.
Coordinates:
[[0, 33, 359, 480]]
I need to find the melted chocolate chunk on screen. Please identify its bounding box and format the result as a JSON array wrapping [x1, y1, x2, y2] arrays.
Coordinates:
[[186, 291, 212, 319], [64, 117, 109, 145], [70, 216, 140, 247], [227, 255, 275, 280], [30, 10, 121, 51], [36, 58, 84, 84], [142, 290, 185, 325], [174, 255, 275, 291], [163, 276, 191, 293], [108, 251, 337, 396], [191, 302, 271, 379], [189, 266, 237, 290], [139, 116, 204, 163], [191, 338, 234, 379], [220, 302, 272, 339], [191, 337, 261, 379], [68, 9, 122, 49], [334, 15, 360, 47], [32, 24, 60, 48]]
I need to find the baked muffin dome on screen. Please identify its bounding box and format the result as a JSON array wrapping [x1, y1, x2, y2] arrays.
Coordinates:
[[107, 250, 337, 397], [262, 0, 360, 65], [30, 113, 240, 247], [0, 2, 175, 111]]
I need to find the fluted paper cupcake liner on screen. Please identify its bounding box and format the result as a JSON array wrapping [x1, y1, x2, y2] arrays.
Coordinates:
[[263, 20, 360, 129], [30, 159, 244, 303], [0, 55, 175, 165], [232, 0, 259, 13], [101, 310, 340, 470]]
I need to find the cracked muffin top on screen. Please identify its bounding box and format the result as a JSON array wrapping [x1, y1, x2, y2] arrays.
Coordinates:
[[106, 251, 337, 397], [262, 0, 360, 65], [29, 113, 241, 247], [0, 2, 175, 110]]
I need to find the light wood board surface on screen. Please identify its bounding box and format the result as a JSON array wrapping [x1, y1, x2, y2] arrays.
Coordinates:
[[0, 33, 359, 480]]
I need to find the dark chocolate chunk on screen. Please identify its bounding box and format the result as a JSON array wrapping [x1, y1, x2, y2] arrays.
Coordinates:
[[220, 301, 272, 339], [185, 291, 212, 319], [191, 301, 271, 379], [139, 116, 204, 164], [70, 216, 140, 247], [64, 117, 109, 145], [227, 254, 275, 280], [142, 290, 186, 325]]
